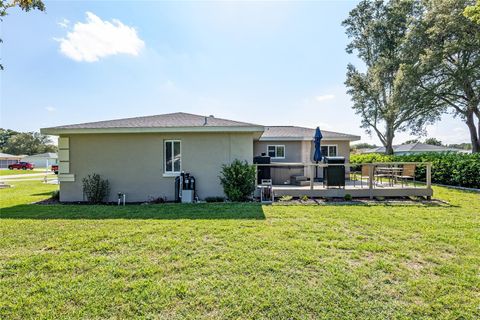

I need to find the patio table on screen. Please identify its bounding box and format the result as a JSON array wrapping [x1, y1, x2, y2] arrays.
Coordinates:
[[375, 167, 403, 186]]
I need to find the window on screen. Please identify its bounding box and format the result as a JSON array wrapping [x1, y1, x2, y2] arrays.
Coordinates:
[[267, 145, 285, 159], [320, 145, 337, 157], [164, 140, 181, 174]]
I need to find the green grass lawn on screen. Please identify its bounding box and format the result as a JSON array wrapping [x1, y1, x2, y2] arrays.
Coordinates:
[[0, 169, 49, 176], [0, 181, 479, 319]]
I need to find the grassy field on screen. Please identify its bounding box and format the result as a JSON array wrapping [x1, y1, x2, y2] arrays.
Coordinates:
[[0, 181, 479, 319], [0, 169, 49, 176]]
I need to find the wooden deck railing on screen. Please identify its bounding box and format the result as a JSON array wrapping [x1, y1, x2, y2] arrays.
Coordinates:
[[254, 162, 433, 199]]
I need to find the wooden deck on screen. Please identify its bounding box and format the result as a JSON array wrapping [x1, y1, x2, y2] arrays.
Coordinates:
[[270, 181, 433, 198], [255, 161, 433, 199]]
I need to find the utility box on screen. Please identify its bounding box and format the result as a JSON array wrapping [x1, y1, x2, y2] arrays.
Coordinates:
[[181, 190, 194, 203]]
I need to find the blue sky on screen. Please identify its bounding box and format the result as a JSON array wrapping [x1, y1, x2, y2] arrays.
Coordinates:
[[1, 1, 470, 145]]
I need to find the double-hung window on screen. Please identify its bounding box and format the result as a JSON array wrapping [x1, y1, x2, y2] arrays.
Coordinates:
[[164, 140, 181, 174], [320, 145, 338, 157], [267, 145, 285, 159]]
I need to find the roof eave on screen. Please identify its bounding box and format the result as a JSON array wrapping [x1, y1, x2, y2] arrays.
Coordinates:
[[259, 136, 361, 142], [40, 126, 265, 135]]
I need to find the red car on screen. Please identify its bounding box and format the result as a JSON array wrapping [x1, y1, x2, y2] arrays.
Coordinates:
[[51, 164, 59, 174], [8, 162, 35, 170]]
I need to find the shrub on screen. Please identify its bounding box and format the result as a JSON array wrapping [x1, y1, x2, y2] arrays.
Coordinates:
[[300, 195, 309, 201], [344, 194, 352, 201], [219, 159, 256, 202], [350, 152, 480, 188], [82, 173, 110, 204], [205, 196, 225, 203], [51, 190, 60, 200], [279, 195, 293, 202], [148, 196, 165, 204]]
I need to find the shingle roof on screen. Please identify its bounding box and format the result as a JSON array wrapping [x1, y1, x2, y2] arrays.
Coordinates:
[[260, 126, 360, 141], [365, 143, 461, 153], [23, 153, 58, 158], [47, 112, 260, 129], [41, 112, 264, 134], [0, 152, 22, 159]]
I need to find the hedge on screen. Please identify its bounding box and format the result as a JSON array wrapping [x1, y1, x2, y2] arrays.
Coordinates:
[[350, 152, 480, 189]]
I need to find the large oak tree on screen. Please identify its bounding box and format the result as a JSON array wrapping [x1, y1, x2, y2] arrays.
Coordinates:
[[408, 0, 480, 152], [343, 0, 440, 154]]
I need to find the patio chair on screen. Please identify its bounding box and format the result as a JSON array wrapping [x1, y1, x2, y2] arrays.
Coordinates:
[[358, 165, 371, 188], [395, 164, 416, 187]]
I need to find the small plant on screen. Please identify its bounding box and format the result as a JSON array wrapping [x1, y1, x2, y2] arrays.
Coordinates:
[[205, 196, 225, 203], [82, 173, 110, 204], [344, 194, 352, 201], [51, 190, 60, 200], [279, 195, 293, 202], [148, 196, 166, 204], [219, 159, 256, 202], [300, 195, 309, 201]]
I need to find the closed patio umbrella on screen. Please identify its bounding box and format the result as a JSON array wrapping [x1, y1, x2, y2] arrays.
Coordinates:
[[313, 127, 323, 180]]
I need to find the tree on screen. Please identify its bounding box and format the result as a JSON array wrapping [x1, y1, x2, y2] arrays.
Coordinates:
[[464, 0, 480, 24], [402, 139, 419, 145], [448, 142, 472, 150], [0, 128, 19, 150], [0, 0, 46, 70], [407, 0, 480, 152], [2, 132, 57, 155], [351, 142, 378, 150], [343, 0, 440, 155], [424, 137, 443, 146]]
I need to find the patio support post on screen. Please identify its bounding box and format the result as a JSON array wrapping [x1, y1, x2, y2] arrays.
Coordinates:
[[310, 164, 314, 190], [368, 164, 374, 199], [426, 163, 432, 199]]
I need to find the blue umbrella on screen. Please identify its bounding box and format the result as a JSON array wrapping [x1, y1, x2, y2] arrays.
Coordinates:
[[313, 127, 323, 162], [313, 127, 323, 179]]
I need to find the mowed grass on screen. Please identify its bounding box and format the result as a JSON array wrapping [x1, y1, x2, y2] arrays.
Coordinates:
[[0, 168, 48, 176], [0, 181, 479, 319]]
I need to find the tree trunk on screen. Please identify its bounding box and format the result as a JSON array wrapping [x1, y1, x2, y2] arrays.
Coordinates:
[[384, 126, 395, 155], [465, 110, 480, 153]]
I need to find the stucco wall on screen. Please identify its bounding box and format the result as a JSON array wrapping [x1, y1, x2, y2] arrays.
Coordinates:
[[60, 132, 254, 202], [254, 140, 351, 162], [253, 139, 351, 182]]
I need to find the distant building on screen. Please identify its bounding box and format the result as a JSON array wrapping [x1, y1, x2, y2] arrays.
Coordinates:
[[0, 152, 22, 168], [362, 142, 464, 155], [21, 152, 58, 168]]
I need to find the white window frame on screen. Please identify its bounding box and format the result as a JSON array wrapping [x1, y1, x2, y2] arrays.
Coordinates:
[[267, 145, 286, 159], [164, 140, 181, 175], [321, 144, 338, 157]]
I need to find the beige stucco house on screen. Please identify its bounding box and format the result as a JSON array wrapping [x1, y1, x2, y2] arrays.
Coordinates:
[[41, 112, 359, 202]]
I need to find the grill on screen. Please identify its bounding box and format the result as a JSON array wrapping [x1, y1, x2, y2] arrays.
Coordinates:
[[253, 155, 271, 184], [323, 156, 345, 188]]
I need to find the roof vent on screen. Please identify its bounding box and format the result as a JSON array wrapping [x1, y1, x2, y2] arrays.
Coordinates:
[[209, 115, 214, 118]]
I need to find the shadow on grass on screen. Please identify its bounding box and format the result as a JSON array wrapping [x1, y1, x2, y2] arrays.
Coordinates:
[[0, 203, 266, 220], [32, 192, 55, 196]]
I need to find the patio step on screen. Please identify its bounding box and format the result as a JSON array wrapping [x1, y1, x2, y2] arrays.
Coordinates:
[[291, 175, 308, 181], [296, 180, 311, 186], [290, 175, 310, 186]]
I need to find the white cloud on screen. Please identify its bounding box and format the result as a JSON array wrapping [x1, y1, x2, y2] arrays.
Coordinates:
[[315, 94, 335, 102], [45, 106, 56, 112], [56, 12, 145, 62], [57, 18, 70, 28]]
